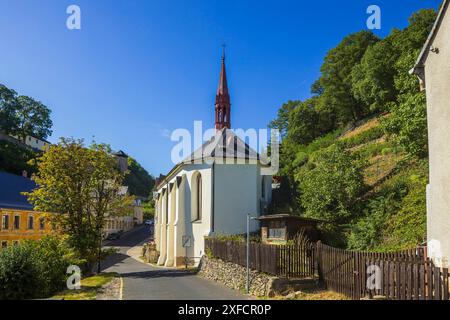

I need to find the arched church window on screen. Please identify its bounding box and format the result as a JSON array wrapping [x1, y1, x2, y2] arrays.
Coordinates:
[[192, 173, 202, 222], [196, 174, 202, 221]]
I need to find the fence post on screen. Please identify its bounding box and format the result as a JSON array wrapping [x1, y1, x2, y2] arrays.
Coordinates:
[[316, 241, 322, 283]]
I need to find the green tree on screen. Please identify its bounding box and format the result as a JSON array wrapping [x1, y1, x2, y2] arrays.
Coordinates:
[[299, 144, 367, 223], [269, 100, 298, 139], [0, 84, 18, 134], [124, 157, 155, 198], [351, 36, 399, 113], [26, 138, 134, 267], [14, 95, 53, 141], [317, 31, 379, 124]]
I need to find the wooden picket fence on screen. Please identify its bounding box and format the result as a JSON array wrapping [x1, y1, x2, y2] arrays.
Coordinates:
[[204, 238, 316, 278], [204, 237, 450, 300], [317, 242, 449, 300]]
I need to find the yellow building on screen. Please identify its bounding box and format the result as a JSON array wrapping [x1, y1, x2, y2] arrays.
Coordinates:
[[0, 171, 53, 248]]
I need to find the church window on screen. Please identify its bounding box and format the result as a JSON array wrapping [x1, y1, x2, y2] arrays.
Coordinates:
[[192, 173, 202, 222]]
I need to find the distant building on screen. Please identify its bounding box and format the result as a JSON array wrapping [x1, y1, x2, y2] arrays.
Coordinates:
[[10, 134, 51, 151], [0, 171, 53, 248], [412, 0, 450, 267]]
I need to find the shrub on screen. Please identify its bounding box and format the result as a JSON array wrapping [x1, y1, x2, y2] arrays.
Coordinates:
[[299, 144, 367, 223], [26, 236, 82, 297], [0, 245, 42, 300], [0, 236, 81, 299]]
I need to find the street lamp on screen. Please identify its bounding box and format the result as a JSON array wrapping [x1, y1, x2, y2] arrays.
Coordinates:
[[246, 213, 258, 294]]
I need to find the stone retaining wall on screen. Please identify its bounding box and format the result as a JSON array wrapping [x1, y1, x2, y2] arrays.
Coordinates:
[[199, 255, 276, 296], [199, 256, 318, 297]]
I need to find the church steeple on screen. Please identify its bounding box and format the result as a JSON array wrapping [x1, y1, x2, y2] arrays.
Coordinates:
[[215, 47, 231, 130]]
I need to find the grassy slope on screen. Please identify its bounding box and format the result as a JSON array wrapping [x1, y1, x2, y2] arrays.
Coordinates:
[[303, 116, 428, 251]]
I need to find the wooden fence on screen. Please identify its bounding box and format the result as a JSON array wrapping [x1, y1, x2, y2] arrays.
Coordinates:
[[205, 238, 450, 300], [204, 238, 316, 278], [317, 242, 449, 300]]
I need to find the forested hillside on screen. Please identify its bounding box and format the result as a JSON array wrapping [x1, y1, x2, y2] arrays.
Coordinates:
[[124, 157, 155, 198], [269, 9, 436, 251]]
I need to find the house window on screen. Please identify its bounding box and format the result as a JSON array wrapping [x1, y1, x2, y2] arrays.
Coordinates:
[[28, 215, 34, 230], [13, 240, 19, 247], [1, 241, 7, 249], [2, 215, 9, 230], [14, 216, 20, 230], [192, 173, 202, 221], [268, 221, 286, 240], [261, 177, 266, 199], [39, 217, 45, 230]]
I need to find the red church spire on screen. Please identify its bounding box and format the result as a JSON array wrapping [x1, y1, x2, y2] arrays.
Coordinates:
[[215, 46, 231, 130]]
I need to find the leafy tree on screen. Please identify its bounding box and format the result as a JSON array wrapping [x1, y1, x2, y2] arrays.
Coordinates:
[[382, 48, 429, 159], [0, 141, 37, 175], [351, 36, 399, 113], [14, 95, 52, 141], [287, 99, 319, 145], [124, 157, 155, 198], [269, 100, 298, 139], [299, 144, 367, 223], [143, 200, 155, 220], [0, 84, 18, 134], [26, 138, 134, 266], [317, 31, 379, 124]]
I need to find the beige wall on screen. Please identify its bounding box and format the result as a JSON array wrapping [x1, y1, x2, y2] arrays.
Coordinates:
[[424, 4, 450, 267]]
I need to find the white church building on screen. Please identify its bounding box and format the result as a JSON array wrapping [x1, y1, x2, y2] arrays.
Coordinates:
[[153, 54, 273, 267]]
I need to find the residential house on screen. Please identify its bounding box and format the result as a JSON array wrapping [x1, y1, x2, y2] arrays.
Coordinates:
[[412, 0, 450, 267], [0, 171, 53, 248]]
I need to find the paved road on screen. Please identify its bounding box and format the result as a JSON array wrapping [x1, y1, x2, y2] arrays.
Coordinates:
[[101, 225, 247, 300]]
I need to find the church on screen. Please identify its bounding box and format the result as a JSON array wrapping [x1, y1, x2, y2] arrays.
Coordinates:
[[153, 53, 273, 267]]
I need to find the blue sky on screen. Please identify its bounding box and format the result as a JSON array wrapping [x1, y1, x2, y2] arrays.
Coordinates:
[[0, 0, 442, 176]]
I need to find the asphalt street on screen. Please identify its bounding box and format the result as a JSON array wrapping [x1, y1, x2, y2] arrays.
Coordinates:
[[101, 225, 247, 300]]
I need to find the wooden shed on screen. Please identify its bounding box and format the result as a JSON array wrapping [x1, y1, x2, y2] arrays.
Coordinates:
[[257, 214, 324, 244]]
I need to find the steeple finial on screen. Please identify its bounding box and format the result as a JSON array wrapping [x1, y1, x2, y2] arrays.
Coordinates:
[[221, 43, 226, 61]]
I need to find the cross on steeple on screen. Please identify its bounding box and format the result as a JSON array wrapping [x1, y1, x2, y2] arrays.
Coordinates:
[[215, 45, 231, 130], [221, 43, 226, 60]]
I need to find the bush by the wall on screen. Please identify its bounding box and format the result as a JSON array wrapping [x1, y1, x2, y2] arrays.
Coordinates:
[[0, 245, 42, 300], [0, 236, 81, 299]]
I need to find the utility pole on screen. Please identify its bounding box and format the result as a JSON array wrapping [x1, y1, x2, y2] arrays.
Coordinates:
[[246, 214, 257, 294]]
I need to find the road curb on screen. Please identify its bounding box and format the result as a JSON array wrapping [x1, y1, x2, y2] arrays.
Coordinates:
[[119, 276, 124, 300]]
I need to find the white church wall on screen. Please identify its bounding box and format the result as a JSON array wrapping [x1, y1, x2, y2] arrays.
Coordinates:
[[213, 164, 260, 235]]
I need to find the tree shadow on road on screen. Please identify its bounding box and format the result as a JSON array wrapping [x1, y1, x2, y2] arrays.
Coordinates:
[[120, 269, 197, 280]]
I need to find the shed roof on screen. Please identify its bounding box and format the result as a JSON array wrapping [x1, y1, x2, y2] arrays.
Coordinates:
[[256, 214, 326, 224]]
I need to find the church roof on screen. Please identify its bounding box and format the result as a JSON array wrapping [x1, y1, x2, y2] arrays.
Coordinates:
[[182, 128, 263, 164], [156, 129, 270, 190]]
